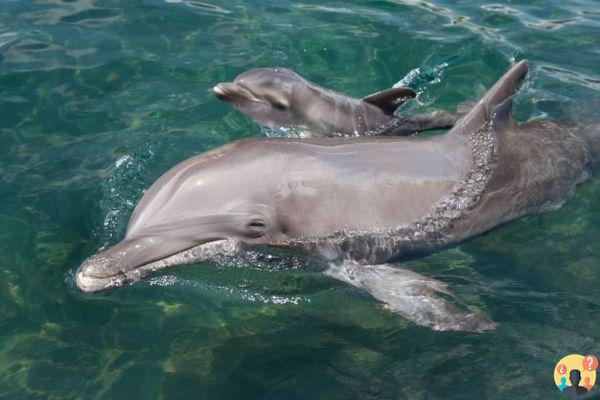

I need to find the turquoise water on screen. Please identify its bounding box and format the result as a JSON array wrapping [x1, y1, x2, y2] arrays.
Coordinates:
[[1, 0, 599, 398]]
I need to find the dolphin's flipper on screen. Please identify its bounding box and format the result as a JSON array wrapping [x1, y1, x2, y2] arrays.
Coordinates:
[[383, 110, 463, 135], [362, 87, 417, 115], [325, 262, 496, 333], [456, 101, 477, 115], [380, 100, 476, 135]]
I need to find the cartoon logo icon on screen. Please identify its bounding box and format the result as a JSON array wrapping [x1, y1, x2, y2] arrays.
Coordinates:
[[554, 354, 597, 396]]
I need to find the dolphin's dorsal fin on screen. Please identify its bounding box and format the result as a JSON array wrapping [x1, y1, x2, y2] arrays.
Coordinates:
[[449, 60, 528, 137], [362, 87, 416, 115]]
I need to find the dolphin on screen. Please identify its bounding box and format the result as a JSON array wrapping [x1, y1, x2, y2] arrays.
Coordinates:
[[213, 67, 463, 138], [77, 60, 597, 332]]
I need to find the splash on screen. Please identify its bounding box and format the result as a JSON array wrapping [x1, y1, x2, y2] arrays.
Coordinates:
[[394, 62, 449, 108], [147, 274, 307, 306], [97, 141, 160, 248]]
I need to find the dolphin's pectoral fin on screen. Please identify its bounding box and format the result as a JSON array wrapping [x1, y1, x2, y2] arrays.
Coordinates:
[[362, 87, 417, 115], [386, 111, 464, 135], [456, 101, 477, 115], [325, 262, 496, 333]]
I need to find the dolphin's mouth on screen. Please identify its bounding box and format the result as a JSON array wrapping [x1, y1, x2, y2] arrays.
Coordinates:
[[213, 82, 262, 103], [76, 240, 241, 292], [76, 254, 148, 292], [76, 268, 127, 292]]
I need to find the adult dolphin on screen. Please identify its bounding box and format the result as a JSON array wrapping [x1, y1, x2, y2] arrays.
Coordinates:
[[213, 67, 463, 138], [77, 61, 597, 332]]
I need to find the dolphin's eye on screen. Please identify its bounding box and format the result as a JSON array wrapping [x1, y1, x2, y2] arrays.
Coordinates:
[[265, 97, 288, 111], [247, 219, 267, 237], [272, 102, 288, 111]]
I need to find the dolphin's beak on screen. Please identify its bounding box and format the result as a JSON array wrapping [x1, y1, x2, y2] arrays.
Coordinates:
[[76, 235, 198, 292], [212, 83, 228, 99], [76, 213, 252, 292], [76, 253, 126, 292], [213, 82, 262, 103]]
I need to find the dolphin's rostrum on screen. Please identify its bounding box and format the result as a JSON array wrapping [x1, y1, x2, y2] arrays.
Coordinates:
[[78, 60, 598, 332]]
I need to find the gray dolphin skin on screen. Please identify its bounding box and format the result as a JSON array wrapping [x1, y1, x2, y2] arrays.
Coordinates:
[[213, 67, 462, 138], [77, 60, 598, 332]]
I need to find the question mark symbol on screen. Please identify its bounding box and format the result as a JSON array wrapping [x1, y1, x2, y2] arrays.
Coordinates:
[[557, 364, 567, 374], [583, 355, 598, 371]]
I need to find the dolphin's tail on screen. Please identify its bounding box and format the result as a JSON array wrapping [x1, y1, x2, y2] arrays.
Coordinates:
[[561, 98, 600, 168], [581, 124, 600, 168]]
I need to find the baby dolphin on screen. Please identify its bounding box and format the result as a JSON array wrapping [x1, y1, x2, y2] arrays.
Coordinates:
[[78, 61, 598, 332], [213, 67, 462, 137]]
